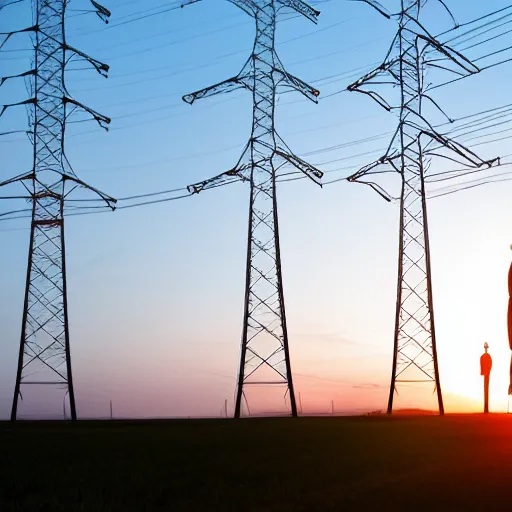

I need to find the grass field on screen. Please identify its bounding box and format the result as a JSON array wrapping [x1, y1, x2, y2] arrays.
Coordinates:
[[1, 414, 512, 511]]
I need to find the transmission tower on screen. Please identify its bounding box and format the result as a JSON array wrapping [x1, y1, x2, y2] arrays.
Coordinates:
[[182, 0, 324, 418], [347, 0, 498, 414], [0, 0, 115, 421]]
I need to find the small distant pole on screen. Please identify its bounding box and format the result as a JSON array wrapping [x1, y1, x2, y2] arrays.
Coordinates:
[[331, 400, 334, 415], [110, 400, 113, 420], [299, 392, 303, 415], [224, 399, 228, 418]]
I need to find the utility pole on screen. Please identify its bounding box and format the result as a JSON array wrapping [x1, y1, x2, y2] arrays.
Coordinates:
[[299, 392, 303, 415], [110, 400, 113, 420], [331, 400, 334, 415], [347, 0, 497, 415], [224, 399, 228, 418], [181, 0, 323, 418], [0, 0, 116, 421]]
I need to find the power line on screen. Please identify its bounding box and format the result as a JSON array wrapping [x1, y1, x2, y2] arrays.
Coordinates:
[[3, 4, 512, 205], [3, 115, 512, 227]]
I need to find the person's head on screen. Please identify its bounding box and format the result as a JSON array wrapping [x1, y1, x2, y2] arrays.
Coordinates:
[[484, 342, 489, 353]]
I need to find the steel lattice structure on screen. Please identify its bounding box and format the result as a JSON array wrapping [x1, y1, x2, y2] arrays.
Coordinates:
[[0, 0, 115, 421], [182, 0, 323, 418], [347, 0, 498, 414]]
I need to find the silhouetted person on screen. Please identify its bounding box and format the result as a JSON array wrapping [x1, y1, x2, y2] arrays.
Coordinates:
[[480, 342, 492, 414]]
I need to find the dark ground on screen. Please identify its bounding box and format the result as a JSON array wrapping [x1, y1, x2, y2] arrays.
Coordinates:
[[1, 414, 512, 511]]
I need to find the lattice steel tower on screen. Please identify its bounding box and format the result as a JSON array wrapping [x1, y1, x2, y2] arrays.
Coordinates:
[[0, 0, 115, 421], [182, 0, 323, 418], [347, 0, 497, 414]]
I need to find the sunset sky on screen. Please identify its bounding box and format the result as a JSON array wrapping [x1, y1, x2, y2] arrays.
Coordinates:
[[1, 0, 512, 419]]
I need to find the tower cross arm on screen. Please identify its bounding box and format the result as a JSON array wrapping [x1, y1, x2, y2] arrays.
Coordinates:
[[347, 57, 400, 111], [274, 66, 319, 102], [63, 97, 111, 129], [273, 146, 323, 186], [182, 75, 252, 104], [63, 175, 117, 209], [90, 0, 111, 23], [400, 15, 479, 75], [187, 144, 251, 194], [183, 58, 254, 104], [0, 98, 35, 118], [420, 33, 479, 75], [177, 0, 204, 9], [65, 44, 109, 77], [420, 128, 500, 168], [0, 171, 34, 190], [0, 70, 35, 88], [347, 157, 396, 202], [276, 0, 320, 23], [0, 25, 37, 50], [187, 165, 250, 194]]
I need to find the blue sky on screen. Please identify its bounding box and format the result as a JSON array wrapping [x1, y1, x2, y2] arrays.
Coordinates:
[[2, 0, 512, 418]]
